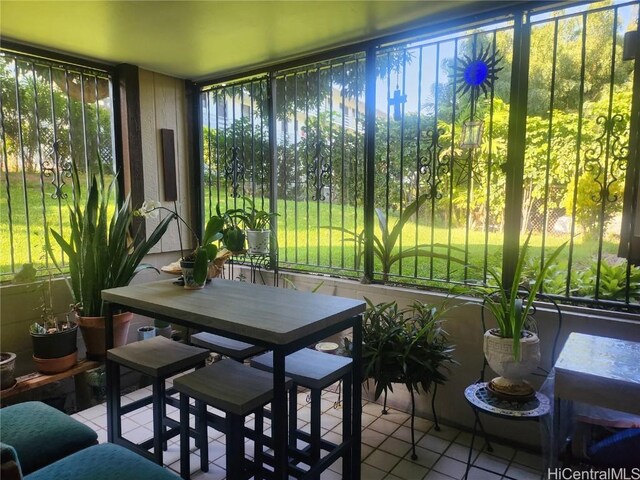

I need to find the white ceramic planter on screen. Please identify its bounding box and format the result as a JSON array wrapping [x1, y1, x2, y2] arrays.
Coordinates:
[[246, 230, 270, 255], [483, 329, 540, 396]]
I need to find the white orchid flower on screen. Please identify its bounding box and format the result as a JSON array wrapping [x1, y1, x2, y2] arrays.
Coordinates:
[[135, 200, 162, 218]]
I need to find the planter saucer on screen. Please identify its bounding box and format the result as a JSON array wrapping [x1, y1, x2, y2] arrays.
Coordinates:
[[487, 379, 535, 402]]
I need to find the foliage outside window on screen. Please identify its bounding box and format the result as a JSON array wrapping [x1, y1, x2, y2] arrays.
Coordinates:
[[0, 49, 115, 278]]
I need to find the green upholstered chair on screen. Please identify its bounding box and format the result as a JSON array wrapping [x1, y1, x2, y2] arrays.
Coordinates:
[[0, 401, 98, 475], [24, 443, 180, 480]]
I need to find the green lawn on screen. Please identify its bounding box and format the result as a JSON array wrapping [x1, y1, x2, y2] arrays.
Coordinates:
[[0, 175, 621, 293]]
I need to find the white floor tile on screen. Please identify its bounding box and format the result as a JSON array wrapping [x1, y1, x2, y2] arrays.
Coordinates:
[[432, 455, 467, 479], [389, 458, 429, 480], [378, 437, 412, 458], [364, 449, 402, 472]]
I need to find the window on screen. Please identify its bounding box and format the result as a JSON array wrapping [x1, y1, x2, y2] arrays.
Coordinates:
[[198, 0, 639, 309], [0, 49, 115, 277]]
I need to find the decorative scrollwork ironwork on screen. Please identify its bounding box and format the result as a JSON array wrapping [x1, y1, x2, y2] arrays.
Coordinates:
[[41, 141, 72, 199], [224, 146, 245, 198], [418, 128, 450, 200], [584, 113, 628, 204], [307, 141, 331, 201]]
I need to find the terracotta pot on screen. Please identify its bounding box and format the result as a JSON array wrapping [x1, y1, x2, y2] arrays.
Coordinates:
[[33, 351, 78, 374], [77, 312, 133, 360]]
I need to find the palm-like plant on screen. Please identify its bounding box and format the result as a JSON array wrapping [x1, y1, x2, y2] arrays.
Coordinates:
[[329, 194, 464, 281], [473, 231, 567, 359], [47, 165, 174, 317]]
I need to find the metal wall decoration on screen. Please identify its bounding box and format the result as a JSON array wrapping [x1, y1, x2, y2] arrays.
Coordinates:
[[389, 86, 407, 121], [224, 145, 245, 198], [307, 141, 331, 201], [584, 113, 628, 204], [42, 141, 72, 199], [419, 128, 450, 200], [454, 45, 503, 149]]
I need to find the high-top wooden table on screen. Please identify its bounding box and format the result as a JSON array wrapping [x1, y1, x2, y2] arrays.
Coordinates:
[[102, 278, 365, 479]]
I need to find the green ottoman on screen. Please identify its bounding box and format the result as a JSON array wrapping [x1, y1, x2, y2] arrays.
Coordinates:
[[0, 402, 97, 474], [25, 443, 180, 480]]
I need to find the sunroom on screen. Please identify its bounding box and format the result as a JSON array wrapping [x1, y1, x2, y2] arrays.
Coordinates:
[[1, 1, 639, 479]]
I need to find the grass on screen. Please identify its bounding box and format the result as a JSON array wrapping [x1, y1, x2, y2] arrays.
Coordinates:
[[0, 175, 622, 291]]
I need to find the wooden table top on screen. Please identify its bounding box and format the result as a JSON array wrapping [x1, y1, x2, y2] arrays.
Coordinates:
[[102, 279, 365, 345]]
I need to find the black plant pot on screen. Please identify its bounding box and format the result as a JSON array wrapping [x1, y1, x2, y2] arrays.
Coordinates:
[[31, 323, 78, 359]]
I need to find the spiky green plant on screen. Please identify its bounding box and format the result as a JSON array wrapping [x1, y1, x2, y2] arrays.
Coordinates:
[[362, 298, 456, 401], [472, 232, 567, 359], [327, 194, 464, 281], [46, 164, 174, 317]]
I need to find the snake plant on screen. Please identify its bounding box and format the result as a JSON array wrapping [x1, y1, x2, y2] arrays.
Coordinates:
[[46, 164, 174, 317]]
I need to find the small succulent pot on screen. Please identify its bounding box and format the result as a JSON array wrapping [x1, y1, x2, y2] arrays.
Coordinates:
[[180, 260, 205, 290], [137, 326, 156, 341], [0, 352, 17, 390]]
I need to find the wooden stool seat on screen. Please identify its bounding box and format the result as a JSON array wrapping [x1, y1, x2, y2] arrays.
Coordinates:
[[107, 336, 210, 377], [106, 336, 209, 466], [190, 332, 266, 362], [173, 359, 292, 479], [250, 348, 352, 390], [174, 359, 291, 416], [251, 348, 353, 474]]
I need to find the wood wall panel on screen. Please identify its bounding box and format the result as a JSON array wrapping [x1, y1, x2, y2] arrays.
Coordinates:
[[138, 69, 190, 256]]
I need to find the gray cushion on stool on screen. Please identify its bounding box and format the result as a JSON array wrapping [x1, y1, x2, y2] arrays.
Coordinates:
[[191, 332, 265, 360], [173, 359, 292, 416], [251, 348, 352, 390], [107, 336, 209, 377]]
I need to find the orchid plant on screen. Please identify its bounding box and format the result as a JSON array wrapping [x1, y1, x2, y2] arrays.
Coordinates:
[[135, 200, 224, 284]]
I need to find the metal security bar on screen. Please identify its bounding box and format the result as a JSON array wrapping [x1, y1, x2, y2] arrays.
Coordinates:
[[373, 22, 514, 287], [197, 0, 639, 310], [0, 50, 115, 277], [201, 77, 270, 218], [274, 53, 366, 276], [525, 0, 639, 307]]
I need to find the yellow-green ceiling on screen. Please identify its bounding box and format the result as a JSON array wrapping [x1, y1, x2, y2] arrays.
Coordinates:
[[1, 1, 512, 80]]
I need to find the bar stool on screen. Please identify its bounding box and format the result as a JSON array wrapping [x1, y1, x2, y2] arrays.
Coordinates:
[[250, 348, 352, 471], [173, 359, 292, 480], [190, 332, 266, 362], [107, 336, 210, 465]]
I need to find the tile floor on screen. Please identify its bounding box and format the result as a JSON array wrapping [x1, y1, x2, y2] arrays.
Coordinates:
[[72, 383, 545, 480]]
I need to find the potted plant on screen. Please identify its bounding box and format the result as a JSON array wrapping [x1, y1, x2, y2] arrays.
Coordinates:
[[238, 197, 277, 255], [47, 165, 174, 359], [216, 203, 247, 254], [136, 201, 225, 289], [29, 273, 79, 374], [0, 352, 17, 390], [473, 232, 566, 398], [362, 298, 456, 459]]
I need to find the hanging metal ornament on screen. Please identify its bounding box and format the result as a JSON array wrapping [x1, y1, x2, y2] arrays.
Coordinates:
[[454, 45, 503, 149], [389, 70, 407, 121]]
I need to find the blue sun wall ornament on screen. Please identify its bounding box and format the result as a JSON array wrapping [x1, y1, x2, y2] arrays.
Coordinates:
[[455, 45, 503, 99], [454, 45, 503, 150]]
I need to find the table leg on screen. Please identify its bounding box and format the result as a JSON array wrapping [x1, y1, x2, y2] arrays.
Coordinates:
[[105, 301, 115, 443], [272, 347, 287, 479], [351, 314, 363, 480]]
